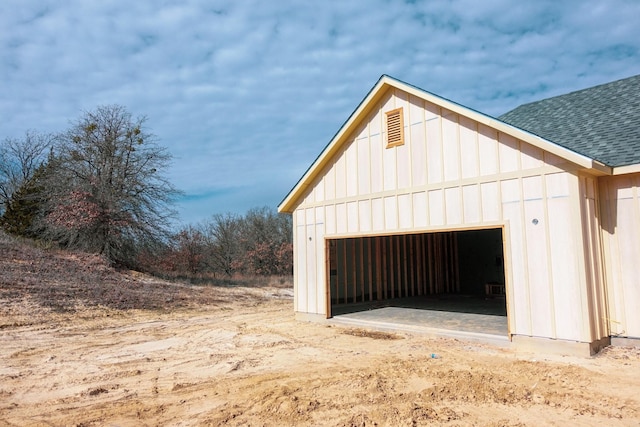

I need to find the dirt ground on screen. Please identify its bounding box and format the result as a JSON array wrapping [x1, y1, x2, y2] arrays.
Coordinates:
[[0, 287, 639, 427], [0, 232, 639, 426]]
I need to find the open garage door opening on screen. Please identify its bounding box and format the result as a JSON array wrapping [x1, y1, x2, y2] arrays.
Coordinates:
[[327, 228, 508, 335]]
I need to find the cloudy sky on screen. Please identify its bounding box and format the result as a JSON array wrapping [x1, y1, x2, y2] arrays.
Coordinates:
[[2, 1, 639, 226]]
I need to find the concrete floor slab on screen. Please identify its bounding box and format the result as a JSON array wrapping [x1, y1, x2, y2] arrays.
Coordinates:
[[329, 296, 509, 346]]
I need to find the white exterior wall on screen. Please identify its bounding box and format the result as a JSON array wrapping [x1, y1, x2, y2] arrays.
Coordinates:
[[292, 88, 598, 342], [599, 173, 640, 339]]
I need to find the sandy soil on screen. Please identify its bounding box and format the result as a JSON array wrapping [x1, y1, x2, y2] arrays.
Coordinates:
[[1, 285, 639, 427]]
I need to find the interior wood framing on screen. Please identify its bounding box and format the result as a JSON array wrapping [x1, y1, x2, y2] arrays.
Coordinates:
[[328, 231, 461, 306]]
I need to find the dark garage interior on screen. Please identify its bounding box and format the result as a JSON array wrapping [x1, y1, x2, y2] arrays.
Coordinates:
[[328, 228, 507, 320]]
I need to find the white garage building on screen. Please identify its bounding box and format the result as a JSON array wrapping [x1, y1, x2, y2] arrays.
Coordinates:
[[278, 74, 640, 355]]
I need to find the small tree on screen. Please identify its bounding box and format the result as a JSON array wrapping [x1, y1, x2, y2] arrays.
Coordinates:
[[43, 105, 179, 265], [0, 131, 53, 215], [1, 163, 49, 236], [204, 213, 242, 277], [172, 225, 208, 275], [236, 207, 293, 275]]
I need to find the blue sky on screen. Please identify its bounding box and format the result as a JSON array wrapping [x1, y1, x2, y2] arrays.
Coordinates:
[[2, 1, 639, 226]]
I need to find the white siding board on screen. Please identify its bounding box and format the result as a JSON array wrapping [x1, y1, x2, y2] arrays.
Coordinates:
[[302, 187, 313, 206], [499, 133, 519, 173], [502, 179, 531, 335], [384, 196, 398, 229], [315, 222, 325, 314], [305, 207, 315, 225], [481, 182, 500, 222], [442, 112, 460, 182], [381, 92, 395, 113], [413, 191, 428, 228], [409, 95, 424, 124], [410, 122, 427, 186], [383, 142, 396, 191], [398, 194, 412, 229], [305, 223, 317, 314], [325, 205, 336, 235], [521, 142, 543, 170], [372, 198, 385, 231], [426, 104, 443, 184], [397, 143, 411, 189], [358, 200, 372, 232], [346, 141, 358, 197], [335, 151, 346, 199], [523, 192, 554, 338], [501, 178, 520, 203], [369, 109, 382, 136], [428, 189, 444, 226], [315, 206, 325, 225], [324, 162, 336, 201], [522, 175, 543, 201], [292, 213, 299, 313], [336, 203, 347, 234], [315, 173, 325, 202], [445, 187, 462, 225], [296, 219, 308, 313], [617, 192, 640, 335], [357, 137, 371, 195], [395, 88, 409, 111], [347, 201, 358, 233], [462, 184, 481, 223], [478, 125, 498, 176], [546, 172, 570, 197], [370, 133, 383, 193], [547, 194, 584, 340], [459, 116, 479, 179]]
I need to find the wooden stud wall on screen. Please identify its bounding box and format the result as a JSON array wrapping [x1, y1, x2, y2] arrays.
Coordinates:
[[328, 233, 459, 305]]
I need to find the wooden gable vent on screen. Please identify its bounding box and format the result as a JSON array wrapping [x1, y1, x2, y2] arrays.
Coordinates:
[[385, 107, 404, 148]]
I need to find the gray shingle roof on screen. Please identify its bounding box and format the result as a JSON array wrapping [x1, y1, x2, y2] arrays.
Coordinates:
[[498, 75, 640, 167]]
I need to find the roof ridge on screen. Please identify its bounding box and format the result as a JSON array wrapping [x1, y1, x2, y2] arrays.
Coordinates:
[[502, 74, 640, 112]]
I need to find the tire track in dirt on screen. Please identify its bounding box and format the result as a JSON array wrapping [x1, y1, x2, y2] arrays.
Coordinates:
[[1, 293, 638, 426]]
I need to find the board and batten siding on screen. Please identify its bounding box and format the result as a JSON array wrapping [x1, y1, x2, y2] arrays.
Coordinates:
[[599, 173, 640, 339], [293, 88, 604, 343]]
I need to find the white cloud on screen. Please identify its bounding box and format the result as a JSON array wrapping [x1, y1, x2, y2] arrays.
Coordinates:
[[1, 0, 639, 224]]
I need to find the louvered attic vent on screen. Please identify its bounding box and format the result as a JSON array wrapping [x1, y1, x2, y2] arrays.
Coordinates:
[[385, 107, 404, 148]]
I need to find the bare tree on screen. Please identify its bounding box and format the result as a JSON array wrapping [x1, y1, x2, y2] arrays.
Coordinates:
[[0, 131, 53, 214], [42, 105, 179, 265], [204, 213, 242, 277], [237, 207, 293, 275], [173, 225, 208, 275]]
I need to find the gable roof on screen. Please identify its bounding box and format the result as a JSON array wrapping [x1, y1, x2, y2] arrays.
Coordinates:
[[278, 75, 609, 214], [499, 75, 640, 168]]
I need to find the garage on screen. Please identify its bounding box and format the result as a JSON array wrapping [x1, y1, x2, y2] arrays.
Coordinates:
[[279, 75, 613, 355], [327, 228, 507, 331]]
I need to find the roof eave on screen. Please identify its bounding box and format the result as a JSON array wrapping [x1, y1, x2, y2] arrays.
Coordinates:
[[612, 163, 640, 175]]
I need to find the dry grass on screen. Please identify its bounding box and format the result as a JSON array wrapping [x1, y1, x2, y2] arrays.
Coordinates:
[[0, 230, 291, 313]]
